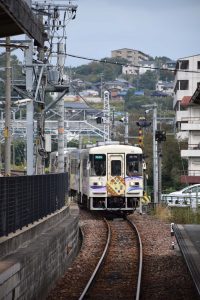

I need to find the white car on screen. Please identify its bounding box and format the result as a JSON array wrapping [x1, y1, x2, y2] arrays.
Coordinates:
[[162, 184, 200, 207]]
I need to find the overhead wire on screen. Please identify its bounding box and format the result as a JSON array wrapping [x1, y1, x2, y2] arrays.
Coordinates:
[[70, 84, 100, 109], [65, 53, 200, 74]]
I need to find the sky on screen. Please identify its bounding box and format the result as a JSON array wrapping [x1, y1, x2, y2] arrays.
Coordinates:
[[64, 0, 200, 67]]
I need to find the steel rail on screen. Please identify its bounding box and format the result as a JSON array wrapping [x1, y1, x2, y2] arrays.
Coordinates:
[[79, 218, 111, 300], [126, 216, 143, 300]]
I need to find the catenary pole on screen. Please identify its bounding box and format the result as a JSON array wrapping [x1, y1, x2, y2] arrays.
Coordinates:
[[153, 103, 158, 203], [25, 40, 34, 175], [57, 42, 65, 173], [4, 36, 11, 176], [25, 0, 34, 175], [125, 112, 129, 144]]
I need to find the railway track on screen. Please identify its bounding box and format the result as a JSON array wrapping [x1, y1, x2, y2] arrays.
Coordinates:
[[0, 169, 25, 176], [47, 209, 200, 300], [79, 216, 143, 300]]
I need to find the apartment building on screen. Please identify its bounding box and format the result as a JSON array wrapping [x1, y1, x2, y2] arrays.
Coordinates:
[[111, 48, 150, 75], [174, 54, 200, 184]]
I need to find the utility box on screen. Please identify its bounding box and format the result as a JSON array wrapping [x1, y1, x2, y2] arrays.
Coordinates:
[[45, 134, 51, 152]]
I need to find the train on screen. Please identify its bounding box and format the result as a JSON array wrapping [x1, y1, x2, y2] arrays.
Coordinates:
[[50, 141, 145, 213]]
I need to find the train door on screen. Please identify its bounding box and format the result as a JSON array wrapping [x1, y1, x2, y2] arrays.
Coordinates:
[[107, 154, 126, 206]]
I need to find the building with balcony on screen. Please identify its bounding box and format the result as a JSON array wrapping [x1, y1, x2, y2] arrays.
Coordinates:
[[173, 55, 200, 110], [174, 54, 200, 184], [111, 48, 150, 75]]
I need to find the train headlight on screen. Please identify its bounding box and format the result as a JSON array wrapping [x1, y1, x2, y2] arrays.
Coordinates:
[[93, 182, 103, 186], [129, 181, 139, 187]]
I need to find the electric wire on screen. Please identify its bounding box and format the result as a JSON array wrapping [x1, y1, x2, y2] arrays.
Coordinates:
[[65, 53, 200, 74]]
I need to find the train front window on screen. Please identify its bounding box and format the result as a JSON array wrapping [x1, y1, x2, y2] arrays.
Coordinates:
[[111, 160, 121, 176], [126, 154, 142, 176], [89, 154, 106, 176]]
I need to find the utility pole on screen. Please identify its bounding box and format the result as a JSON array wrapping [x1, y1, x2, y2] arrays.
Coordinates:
[[25, 0, 34, 175], [155, 129, 166, 203], [25, 39, 34, 175], [100, 73, 104, 100], [125, 112, 129, 144], [157, 141, 162, 202], [153, 103, 158, 203], [57, 42, 65, 173], [4, 36, 11, 176], [103, 91, 110, 141], [32, 0, 77, 173], [141, 103, 158, 203]]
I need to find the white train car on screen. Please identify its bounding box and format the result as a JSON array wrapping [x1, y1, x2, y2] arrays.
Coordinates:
[[76, 142, 144, 212], [49, 148, 77, 173], [69, 148, 81, 197]]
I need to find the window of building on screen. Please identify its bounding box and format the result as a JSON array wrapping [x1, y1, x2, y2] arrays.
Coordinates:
[[197, 61, 200, 69], [180, 80, 189, 90], [179, 60, 189, 70], [175, 80, 189, 92]]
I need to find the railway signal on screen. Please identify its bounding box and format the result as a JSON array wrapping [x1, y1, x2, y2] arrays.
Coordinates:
[[136, 117, 151, 128], [96, 116, 103, 124], [155, 130, 166, 142]]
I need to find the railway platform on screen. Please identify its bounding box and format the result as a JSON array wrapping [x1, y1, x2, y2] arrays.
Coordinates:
[[173, 224, 200, 297]]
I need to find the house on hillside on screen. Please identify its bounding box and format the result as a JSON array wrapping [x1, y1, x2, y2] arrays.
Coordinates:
[[122, 65, 138, 75], [162, 60, 176, 70], [174, 54, 200, 184], [104, 79, 133, 99], [138, 60, 156, 75], [156, 80, 174, 96]]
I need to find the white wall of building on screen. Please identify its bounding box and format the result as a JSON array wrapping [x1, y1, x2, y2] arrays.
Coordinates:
[[174, 55, 200, 109], [174, 55, 200, 180]]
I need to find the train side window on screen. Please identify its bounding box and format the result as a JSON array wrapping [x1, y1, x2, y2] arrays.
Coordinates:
[[111, 160, 121, 176], [89, 154, 106, 176], [126, 154, 142, 176], [83, 158, 88, 177]]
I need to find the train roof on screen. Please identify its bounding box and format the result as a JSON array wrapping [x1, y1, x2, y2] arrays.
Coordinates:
[[85, 143, 143, 154], [51, 147, 78, 157]]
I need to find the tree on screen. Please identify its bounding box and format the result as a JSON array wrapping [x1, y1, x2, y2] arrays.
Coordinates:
[[69, 57, 129, 83], [137, 70, 158, 90]]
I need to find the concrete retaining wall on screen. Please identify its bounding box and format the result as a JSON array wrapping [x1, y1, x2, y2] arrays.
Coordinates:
[[0, 204, 80, 300]]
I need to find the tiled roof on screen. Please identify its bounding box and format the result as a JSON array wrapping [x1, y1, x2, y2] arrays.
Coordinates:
[[180, 96, 192, 107], [191, 85, 200, 105]]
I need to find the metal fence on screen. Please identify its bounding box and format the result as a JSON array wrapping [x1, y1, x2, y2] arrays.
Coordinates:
[[0, 173, 68, 237], [161, 194, 200, 208]]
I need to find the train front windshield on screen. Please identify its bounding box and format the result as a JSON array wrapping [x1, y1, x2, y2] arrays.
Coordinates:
[[126, 154, 142, 176], [111, 160, 121, 176], [89, 154, 106, 176]]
